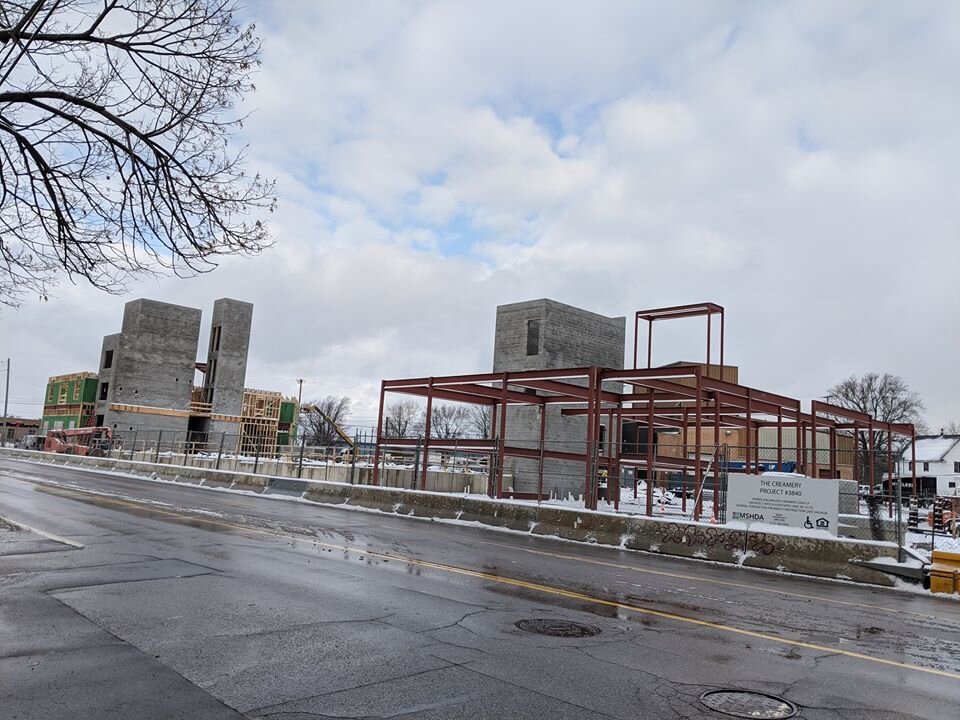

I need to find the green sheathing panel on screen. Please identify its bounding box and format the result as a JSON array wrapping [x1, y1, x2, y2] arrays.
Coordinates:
[[41, 413, 82, 432], [44, 376, 99, 408], [279, 400, 297, 424], [80, 378, 98, 403]]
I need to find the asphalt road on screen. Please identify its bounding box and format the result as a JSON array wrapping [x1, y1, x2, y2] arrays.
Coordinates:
[[2, 457, 960, 720]]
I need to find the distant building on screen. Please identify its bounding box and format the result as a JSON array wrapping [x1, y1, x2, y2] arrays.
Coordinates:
[[899, 433, 960, 496], [41, 297, 296, 453], [493, 298, 625, 496], [41, 372, 99, 432], [1, 416, 41, 445]]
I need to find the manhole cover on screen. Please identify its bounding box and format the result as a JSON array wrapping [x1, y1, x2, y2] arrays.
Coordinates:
[[515, 618, 600, 637], [700, 690, 797, 719]]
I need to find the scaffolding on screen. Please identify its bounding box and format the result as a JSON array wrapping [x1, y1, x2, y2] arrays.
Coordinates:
[[239, 389, 282, 455]]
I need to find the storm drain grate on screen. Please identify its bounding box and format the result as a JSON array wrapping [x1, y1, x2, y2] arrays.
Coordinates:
[[515, 618, 600, 638], [699, 690, 797, 719]]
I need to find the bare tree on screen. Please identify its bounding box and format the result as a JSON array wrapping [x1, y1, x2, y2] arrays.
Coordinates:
[[827, 373, 926, 483], [382, 399, 421, 439], [0, 1, 275, 306], [301, 396, 351, 447], [466, 404, 493, 439], [945, 421, 960, 435], [428, 403, 471, 439]]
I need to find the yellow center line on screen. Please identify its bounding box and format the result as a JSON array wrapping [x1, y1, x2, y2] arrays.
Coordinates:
[[473, 540, 934, 619], [21, 480, 960, 682]]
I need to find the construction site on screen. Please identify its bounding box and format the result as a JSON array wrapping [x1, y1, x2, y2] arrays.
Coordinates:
[[372, 300, 920, 521], [40, 298, 298, 455]]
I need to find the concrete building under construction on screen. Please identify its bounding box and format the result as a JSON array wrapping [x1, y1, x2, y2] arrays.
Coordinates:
[[43, 297, 296, 453]]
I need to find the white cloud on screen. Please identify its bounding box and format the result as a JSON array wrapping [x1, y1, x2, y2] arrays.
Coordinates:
[[2, 0, 958, 430]]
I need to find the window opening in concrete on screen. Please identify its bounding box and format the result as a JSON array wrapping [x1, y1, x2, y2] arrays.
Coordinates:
[[923, 462, 930, 472], [954, 461, 960, 473], [212, 325, 222, 352], [103, 349, 113, 368], [526, 319, 541, 356], [99, 382, 109, 401], [95, 415, 104, 426]]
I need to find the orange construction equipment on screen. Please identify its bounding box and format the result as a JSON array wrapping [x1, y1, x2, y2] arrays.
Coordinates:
[[43, 426, 113, 456]]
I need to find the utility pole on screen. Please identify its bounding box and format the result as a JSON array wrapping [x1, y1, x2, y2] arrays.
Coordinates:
[[1, 359, 9, 447]]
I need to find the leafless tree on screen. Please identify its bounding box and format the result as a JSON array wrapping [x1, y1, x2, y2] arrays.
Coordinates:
[[466, 404, 493, 439], [301, 396, 351, 447], [428, 403, 471, 439], [945, 421, 960, 435], [0, 1, 275, 306], [827, 373, 926, 483], [382, 399, 421, 439]]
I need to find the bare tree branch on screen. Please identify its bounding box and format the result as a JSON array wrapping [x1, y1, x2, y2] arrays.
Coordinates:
[[827, 372, 926, 484], [0, 0, 275, 306]]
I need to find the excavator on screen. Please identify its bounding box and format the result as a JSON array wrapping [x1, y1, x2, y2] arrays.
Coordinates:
[[300, 404, 357, 462]]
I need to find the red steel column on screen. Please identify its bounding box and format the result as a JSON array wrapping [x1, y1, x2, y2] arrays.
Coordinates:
[[496, 373, 508, 498], [614, 408, 623, 511], [713, 392, 720, 522], [633, 313, 640, 370], [681, 407, 689, 512], [646, 388, 654, 517], [421, 378, 434, 490], [694, 370, 703, 521], [811, 412, 819, 480], [868, 420, 875, 495], [830, 427, 837, 479], [372, 381, 386, 486], [852, 422, 859, 485], [911, 428, 917, 495], [706, 310, 712, 369], [584, 368, 596, 509], [537, 403, 547, 501], [647, 322, 653, 369], [776, 412, 783, 471], [886, 430, 893, 518], [745, 390, 752, 474], [720, 311, 725, 368]]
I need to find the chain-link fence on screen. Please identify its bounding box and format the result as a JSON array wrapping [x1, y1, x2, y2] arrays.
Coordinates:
[[36, 427, 955, 544]]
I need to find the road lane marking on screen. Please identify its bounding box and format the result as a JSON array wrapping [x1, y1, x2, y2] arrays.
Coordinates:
[[472, 540, 933, 618], [22, 480, 960, 682], [0, 514, 85, 548]]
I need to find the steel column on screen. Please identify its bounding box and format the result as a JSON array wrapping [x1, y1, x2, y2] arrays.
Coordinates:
[[372, 380, 386, 486], [694, 369, 703, 521], [421, 379, 434, 490], [646, 388, 654, 516]]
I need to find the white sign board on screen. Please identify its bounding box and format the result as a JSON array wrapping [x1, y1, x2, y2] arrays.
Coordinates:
[[726, 473, 839, 536]]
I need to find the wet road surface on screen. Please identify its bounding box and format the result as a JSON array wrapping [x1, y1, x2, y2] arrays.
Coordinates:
[[2, 457, 959, 719]]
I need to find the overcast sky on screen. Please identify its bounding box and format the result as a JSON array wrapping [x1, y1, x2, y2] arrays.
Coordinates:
[[1, 1, 958, 430]]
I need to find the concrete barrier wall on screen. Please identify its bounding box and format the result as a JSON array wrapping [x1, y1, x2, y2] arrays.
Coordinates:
[[0, 448, 899, 586]]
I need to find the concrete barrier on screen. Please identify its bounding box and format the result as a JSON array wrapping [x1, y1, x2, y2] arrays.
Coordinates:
[[0, 447, 900, 586]]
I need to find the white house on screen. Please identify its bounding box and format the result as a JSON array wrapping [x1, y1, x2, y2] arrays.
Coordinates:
[[898, 433, 960, 496]]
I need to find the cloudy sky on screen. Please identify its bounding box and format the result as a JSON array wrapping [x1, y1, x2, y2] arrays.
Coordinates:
[[1, 1, 958, 430]]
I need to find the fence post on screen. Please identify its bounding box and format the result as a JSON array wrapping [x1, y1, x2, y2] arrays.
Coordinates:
[[154, 430, 162, 464], [183, 432, 190, 466], [216, 432, 225, 470], [129, 429, 138, 461], [297, 434, 306, 479], [253, 444, 260, 475]]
